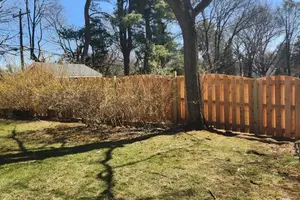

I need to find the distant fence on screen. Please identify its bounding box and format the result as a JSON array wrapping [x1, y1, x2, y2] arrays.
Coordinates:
[[31, 74, 300, 139]]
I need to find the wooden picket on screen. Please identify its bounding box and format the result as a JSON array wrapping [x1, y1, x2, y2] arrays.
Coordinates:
[[175, 74, 300, 139], [295, 79, 300, 139]]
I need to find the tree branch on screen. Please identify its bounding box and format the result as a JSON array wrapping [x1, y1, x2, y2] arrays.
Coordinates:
[[193, 0, 212, 17]]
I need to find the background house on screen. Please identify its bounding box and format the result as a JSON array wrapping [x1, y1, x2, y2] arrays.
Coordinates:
[[29, 62, 103, 78]]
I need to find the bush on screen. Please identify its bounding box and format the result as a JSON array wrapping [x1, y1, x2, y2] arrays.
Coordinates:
[[0, 68, 174, 127]]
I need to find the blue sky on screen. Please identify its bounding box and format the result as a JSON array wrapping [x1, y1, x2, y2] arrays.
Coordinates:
[[61, 0, 115, 27], [60, 0, 285, 27], [0, 0, 291, 67]]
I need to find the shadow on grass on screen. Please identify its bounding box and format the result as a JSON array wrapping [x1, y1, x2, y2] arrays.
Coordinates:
[[208, 128, 297, 144], [0, 129, 178, 166], [1, 121, 297, 200], [97, 147, 118, 200], [0, 127, 184, 200], [79, 188, 198, 200], [79, 143, 197, 200], [11, 128, 27, 153]]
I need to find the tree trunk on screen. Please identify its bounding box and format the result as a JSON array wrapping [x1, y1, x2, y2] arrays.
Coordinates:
[[124, 50, 130, 76], [82, 0, 91, 64], [286, 39, 291, 76], [182, 18, 204, 129], [143, 7, 152, 74], [117, 0, 132, 76], [246, 59, 253, 78], [165, 0, 212, 130]]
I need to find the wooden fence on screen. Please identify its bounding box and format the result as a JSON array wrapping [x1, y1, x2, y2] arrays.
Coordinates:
[[31, 74, 300, 139], [173, 74, 300, 139]]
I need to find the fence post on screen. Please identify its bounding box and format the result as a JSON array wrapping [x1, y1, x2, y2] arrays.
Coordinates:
[[253, 79, 259, 135], [172, 71, 178, 125]]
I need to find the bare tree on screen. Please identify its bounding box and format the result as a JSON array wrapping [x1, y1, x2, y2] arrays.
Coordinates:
[[0, 0, 17, 54], [235, 4, 281, 77], [277, 0, 300, 76], [198, 0, 258, 74], [165, 0, 212, 129], [24, 0, 57, 61]]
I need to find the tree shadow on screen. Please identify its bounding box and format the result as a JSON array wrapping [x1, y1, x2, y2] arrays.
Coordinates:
[[136, 188, 197, 200], [11, 124, 165, 151], [96, 147, 118, 200], [0, 127, 184, 199], [78, 143, 197, 200], [208, 128, 297, 145], [79, 188, 198, 200], [10, 128, 27, 153], [0, 129, 179, 165]]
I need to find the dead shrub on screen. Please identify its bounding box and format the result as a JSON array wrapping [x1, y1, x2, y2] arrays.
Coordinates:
[[0, 68, 174, 127]]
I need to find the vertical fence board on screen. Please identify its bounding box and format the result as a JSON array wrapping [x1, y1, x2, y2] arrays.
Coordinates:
[[248, 79, 254, 133], [215, 75, 221, 129], [224, 76, 230, 130], [207, 75, 213, 125], [257, 79, 264, 135], [266, 77, 273, 136], [172, 77, 178, 124], [292, 80, 296, 137], [253, 80, 259, 135], [183, 77, 189, 122], [177, 77, 183, 123], [201, 75, 208, 121], [285, 77, 292, 138], [295, 79, 300, 139], [231, 77, 237, 131], [212, 75, 216, 126], [275, 76, 283, 137], [240, 78, 245, 132]]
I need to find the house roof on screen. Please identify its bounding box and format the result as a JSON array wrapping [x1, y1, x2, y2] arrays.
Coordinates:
[[30, 62, 103, 78]]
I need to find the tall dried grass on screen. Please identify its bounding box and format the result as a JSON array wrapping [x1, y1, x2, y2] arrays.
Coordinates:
[[0, 67, 174, 127]]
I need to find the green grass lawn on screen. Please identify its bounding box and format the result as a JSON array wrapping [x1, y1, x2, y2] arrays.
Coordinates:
[[0, 119, 299, 200]]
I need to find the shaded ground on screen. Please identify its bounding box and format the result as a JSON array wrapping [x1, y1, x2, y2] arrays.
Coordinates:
[[0, 120, 299, 200]]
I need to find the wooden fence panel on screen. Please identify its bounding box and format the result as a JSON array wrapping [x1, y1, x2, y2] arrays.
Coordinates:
[[240, 78, 246, 132], [177, 74, 300, 139], [266, 77, 273, 136], [31, 74, 300, 139], [231, 76, 237, 131], [295, 79, 300, 139], [253, 80, 259, 135], [275, 76, 283, 137], [172, 77, 178, 124], [207, 75, 213, 125], [224, 76, 230, 130], [248, 79, 254, 133], [215, 75, 221, 129], [285, 77, 292, 138], [257, 79, 264, 135]]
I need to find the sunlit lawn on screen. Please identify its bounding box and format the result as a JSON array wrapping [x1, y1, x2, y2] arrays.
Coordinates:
[[0, 120, 299, 200]]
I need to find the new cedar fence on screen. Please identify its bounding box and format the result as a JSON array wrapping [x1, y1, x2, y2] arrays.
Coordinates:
[[174, 74, 300, 139], [32, 74, 300, 139]]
